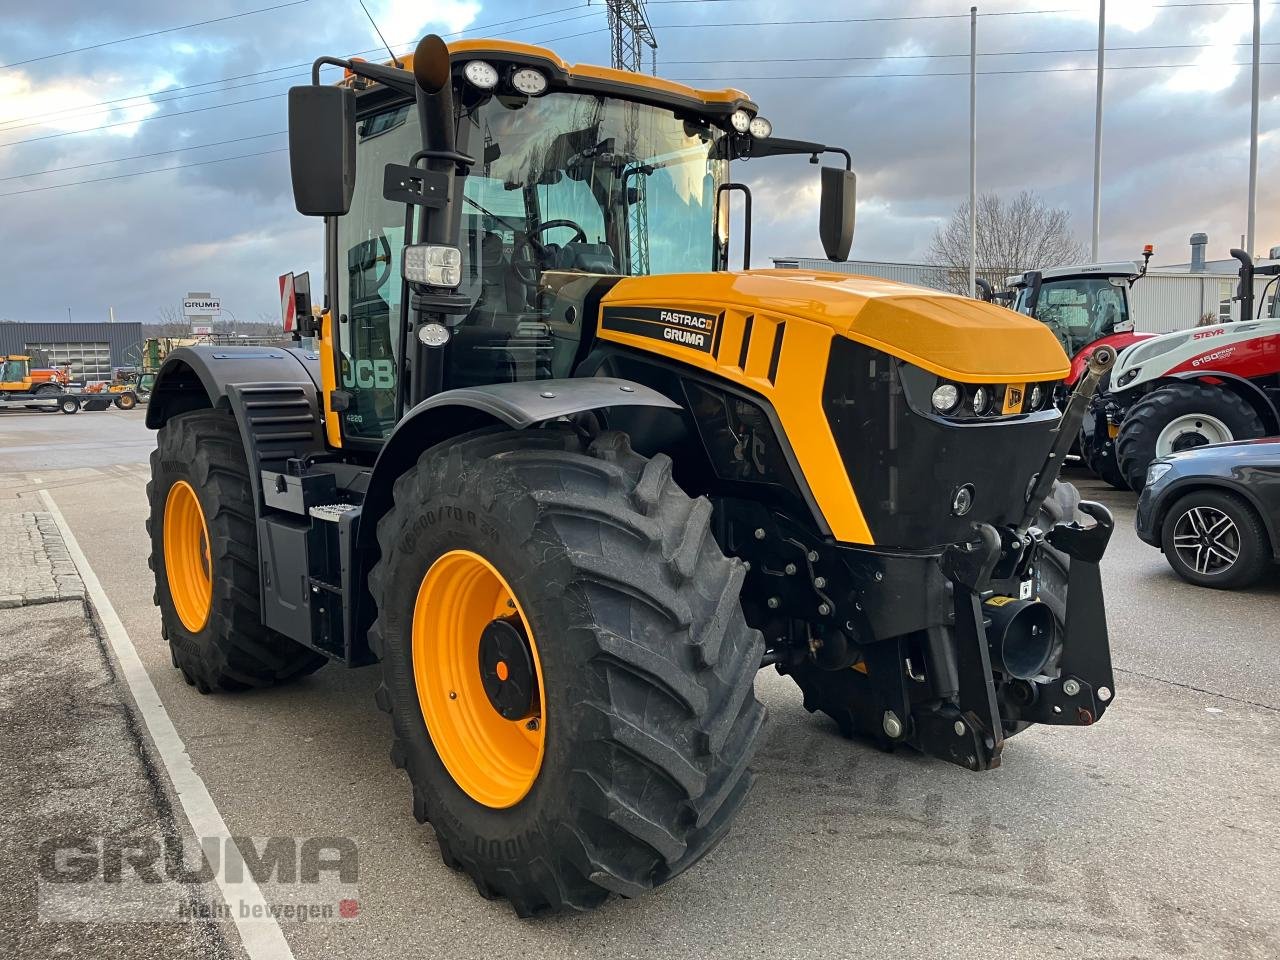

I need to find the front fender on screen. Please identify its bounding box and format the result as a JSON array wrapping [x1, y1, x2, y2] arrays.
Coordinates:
[[357, 377, 680, 555]]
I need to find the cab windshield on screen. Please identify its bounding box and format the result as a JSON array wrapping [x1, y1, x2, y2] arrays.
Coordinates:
[[457, 90, 727, 279], [0, 359, 26, 381], [1015, 277, 1129, 355]]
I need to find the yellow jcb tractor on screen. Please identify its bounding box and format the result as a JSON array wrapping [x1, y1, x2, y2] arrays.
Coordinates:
[[145, 35, 1117, 916]]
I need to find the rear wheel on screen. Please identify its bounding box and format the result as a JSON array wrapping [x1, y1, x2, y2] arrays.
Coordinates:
[[1116, 383, 1265, 490], [1159, 489, 1271, 589], [58, 397, 79, 414], [147, 409, 326, 692], [370, 427, 765, 916]]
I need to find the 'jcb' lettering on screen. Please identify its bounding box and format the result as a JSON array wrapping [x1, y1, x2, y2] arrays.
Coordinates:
[[342, 359, 396, 390]]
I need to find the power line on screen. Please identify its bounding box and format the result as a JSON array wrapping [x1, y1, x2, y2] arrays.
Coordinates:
[[0, 73, 310, 134], [0, 1, 315, 70], [650, 5, 1269, 31], [0, 93, 283, 148], [0, 147, 289, 198], [662, 41, 1280, 64], [0, 131, 287, 181], [670, 61, 1280, 82], [0, 7, 603, 136]]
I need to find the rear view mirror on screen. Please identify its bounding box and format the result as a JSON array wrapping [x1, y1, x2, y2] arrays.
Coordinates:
[[819, 167, 856, 262], [288, 86, 357, 216]]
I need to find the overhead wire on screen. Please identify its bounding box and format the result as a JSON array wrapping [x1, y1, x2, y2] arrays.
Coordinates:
[[0, 1, 316, 70], [0, 148, 289, 197], [0, 131, 287, 181]]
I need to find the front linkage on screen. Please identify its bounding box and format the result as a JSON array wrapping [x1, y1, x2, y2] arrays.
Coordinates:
[[752, 347, 1118, 771]]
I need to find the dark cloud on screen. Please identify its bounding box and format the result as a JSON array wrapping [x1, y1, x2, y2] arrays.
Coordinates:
[[0, 0, 1276, 326]]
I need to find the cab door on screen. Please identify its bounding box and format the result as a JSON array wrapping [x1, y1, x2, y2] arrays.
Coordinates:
[[331, 102, 419, 443]]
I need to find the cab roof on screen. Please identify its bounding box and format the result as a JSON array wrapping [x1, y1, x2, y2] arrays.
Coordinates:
[[1006, 261, 1140, 287], [346, 37, 757, 119]]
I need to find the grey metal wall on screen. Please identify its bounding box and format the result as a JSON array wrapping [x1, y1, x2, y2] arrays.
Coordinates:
[[772, 257, 948, 289], [0, 321, 144, 368]]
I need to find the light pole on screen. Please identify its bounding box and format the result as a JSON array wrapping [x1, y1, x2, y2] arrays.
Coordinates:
[[1091, 0, 1105, 262], [969, 6, 978, 298], [1247, 0, 1261, 256]]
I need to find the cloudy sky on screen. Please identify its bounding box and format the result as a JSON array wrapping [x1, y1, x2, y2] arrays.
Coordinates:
[[0, 0, 1276, 325]]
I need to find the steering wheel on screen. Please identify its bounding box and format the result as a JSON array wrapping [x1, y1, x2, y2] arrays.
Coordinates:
[[531, 218, 588, 246], [511, 219, 591, 288]]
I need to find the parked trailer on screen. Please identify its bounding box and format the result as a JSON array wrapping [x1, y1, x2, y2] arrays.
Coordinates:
[[0, 388, 139, 413]]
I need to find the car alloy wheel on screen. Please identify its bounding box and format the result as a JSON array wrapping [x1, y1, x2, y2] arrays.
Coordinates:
[[1170, 504, 1240, 576]]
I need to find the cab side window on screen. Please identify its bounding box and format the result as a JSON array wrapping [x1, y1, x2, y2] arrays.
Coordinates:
[[334, 104, 417, 441]]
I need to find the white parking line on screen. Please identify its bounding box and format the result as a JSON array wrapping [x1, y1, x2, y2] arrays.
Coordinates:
[[39, 489, 296, 960]]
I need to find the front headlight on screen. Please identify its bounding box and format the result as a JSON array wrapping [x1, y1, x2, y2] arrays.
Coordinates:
[[403, 244, 462, 287], [1146, 461, 1172, 485]]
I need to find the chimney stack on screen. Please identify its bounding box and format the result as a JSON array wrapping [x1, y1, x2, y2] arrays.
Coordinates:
[[1189, 232, 1208, 273]]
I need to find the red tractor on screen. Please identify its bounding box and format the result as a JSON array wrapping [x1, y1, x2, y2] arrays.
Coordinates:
[[1105, 249, 1280, 489], [999, 247, 1156, 487]]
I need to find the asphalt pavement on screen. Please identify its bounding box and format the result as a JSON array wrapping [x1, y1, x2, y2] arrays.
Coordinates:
[[3, 408, 1279, 959]]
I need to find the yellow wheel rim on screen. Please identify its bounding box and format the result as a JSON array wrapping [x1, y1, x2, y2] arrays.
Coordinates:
[[412, 549, 546, 808], [164, 480, 212, 632]]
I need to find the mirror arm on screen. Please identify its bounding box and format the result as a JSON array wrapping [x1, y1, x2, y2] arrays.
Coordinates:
[[714, 183, 753, 271], [310, 56, 416, 95]]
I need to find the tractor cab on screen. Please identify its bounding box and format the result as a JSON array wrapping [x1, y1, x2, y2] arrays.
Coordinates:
[[0, 355, 31, 387], [1007, 261, 1140, 358]]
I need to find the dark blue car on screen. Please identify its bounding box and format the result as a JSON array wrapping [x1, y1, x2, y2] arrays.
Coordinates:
[[1136, 438, 1280, 589]]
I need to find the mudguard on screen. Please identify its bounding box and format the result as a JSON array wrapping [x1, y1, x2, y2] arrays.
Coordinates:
[[145, 345, 328, 508], [357, 377, 680, 555]]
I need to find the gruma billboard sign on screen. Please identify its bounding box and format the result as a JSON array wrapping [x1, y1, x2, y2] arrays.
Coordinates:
[[182, 294, 221, 317]]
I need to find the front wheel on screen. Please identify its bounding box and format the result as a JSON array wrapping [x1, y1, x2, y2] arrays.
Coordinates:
[[114, 392, 137, 410], [34, 382, 62, 396], [1116, 383, 1265, 490], [369, 427, 766, 916], [1160, 489, 1271, 589], [58, 397, 79, 414]]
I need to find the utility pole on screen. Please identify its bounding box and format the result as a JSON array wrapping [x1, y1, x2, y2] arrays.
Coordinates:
[[603, 1, 659, 274], [969, 6, 977, 298], [602, 0, 657, 74], [1247, 0, 1261, 256], [1091, 0, 1105, 262]]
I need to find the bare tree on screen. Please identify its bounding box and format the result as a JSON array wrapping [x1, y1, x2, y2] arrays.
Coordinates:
[[926, 191, 1088, 295], [154, 305, 186, 336]]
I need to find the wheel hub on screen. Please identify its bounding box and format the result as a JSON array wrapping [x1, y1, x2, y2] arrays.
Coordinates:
[[479, 616, 537, 721]]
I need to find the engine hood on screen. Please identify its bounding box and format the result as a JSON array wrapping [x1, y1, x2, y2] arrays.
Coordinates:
[[601, 269, 1071, 384]]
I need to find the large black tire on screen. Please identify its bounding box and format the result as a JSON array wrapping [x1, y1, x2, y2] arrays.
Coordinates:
[[114, 392, 137, 410], [1116, 383, 1265, 490], [147, 409, 326, 692], [780, 479, 1082, 743], [34, 382, 62, 396], [369, 427, 766, 916], [1159, 489, 1272, 590], [1080, 422, 1130, 490]]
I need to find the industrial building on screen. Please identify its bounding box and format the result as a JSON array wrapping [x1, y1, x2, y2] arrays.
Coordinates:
[[0, 321, 144, 382], [774, 233, 1278, 334]]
